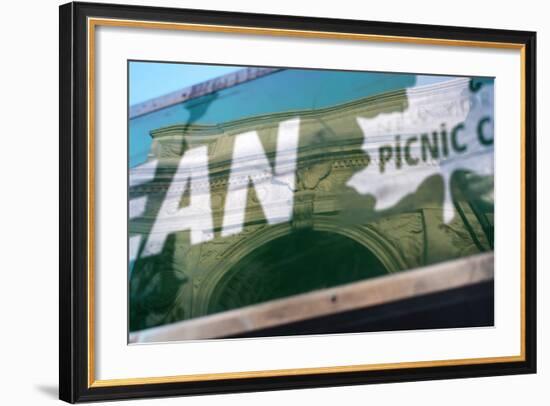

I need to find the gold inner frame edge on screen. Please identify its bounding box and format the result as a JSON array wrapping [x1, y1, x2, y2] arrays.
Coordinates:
[[86, 17, 527, 388]]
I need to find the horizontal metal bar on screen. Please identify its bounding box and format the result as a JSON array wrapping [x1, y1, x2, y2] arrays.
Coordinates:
[[129, 67, 281, 119]]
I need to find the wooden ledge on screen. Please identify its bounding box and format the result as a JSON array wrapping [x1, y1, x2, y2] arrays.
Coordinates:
[[130, 252, 494, 343]]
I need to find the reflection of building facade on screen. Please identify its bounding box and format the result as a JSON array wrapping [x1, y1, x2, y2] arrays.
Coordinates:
[[129, 68, 494, 333]]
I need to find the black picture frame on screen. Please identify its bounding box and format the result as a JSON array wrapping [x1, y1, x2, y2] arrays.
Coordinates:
[[59, 1, 537, 403]]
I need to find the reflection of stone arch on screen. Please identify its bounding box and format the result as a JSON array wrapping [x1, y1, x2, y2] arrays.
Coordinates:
[[311, 218, 408, 272], [192, 219, 406, 318]]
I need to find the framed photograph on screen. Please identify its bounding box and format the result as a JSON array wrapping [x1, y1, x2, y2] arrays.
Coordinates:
[[59, 1, 536, 402]]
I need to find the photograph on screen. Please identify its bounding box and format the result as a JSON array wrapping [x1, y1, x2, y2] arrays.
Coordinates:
[[1, 0, 544, 404], [57, 2, 536, 402], [128, 62, 495, 343]]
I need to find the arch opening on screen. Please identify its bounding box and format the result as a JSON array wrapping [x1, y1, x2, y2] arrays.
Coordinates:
[[207, 230, 388, 315]]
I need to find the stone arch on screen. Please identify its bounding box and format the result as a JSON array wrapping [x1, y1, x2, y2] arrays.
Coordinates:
[[192, 219, 407, 318]]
